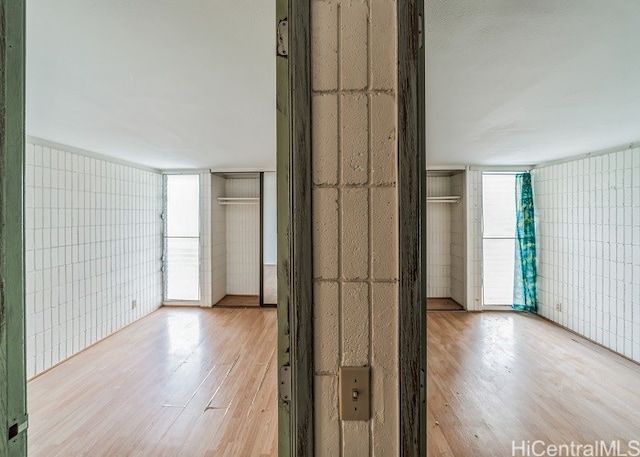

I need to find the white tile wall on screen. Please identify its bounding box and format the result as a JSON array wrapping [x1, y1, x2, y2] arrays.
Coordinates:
[[450, 173, 466, 305], [199, 172, 212, 306], [466, 169, 484, 311], [427, 177, 452, 297], [225, 178, 260, 295], [533, 148, 640, 362], [25, 141, 163, 378], [211, 174, 227, 304]]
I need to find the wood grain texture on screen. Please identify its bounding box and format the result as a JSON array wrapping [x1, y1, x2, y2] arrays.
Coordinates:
[[427, 311, 640, 456], [426, 298, 463, 311], [215, 295, 260, 307], [276, 0, 314, 453], [0, 5, 7, 451], [398, 0, 426, 454], [275, 0, 292, 449], [289, 0, 314, 454], [0, 0, 27, 454], [28, 307, 278, 457]]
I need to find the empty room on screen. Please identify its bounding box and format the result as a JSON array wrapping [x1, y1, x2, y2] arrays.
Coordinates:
[[424, 1, 640, 456], [21, 0, 280, 455], [2, 0, 640, 456]]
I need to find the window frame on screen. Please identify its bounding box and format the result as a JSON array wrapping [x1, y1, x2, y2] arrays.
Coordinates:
[[162, 173, 202, 303]]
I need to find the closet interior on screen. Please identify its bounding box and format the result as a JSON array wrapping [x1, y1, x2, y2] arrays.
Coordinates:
[[426, 170, 467, 311]]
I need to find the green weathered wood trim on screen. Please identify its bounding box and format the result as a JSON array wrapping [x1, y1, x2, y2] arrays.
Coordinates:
[[275, 2, 292, 453], [0, 0, 27, 455], [276, 0, 313, 454], [397, 0, 426, 455], [288, 0, 313, 454], [417, 0, 427, 453]]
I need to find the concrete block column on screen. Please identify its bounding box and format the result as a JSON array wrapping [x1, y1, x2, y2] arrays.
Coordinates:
[[310, 0, 399, 454]]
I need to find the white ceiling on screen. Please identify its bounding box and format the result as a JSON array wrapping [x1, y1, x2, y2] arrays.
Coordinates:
[[27, 0, 275, 170], [426, 0, 640, 167], [27, 1, 640, 170]]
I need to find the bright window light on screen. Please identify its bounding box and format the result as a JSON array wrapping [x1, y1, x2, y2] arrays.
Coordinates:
[[482, 174, 517, 306], [165, 175, 200, 301]]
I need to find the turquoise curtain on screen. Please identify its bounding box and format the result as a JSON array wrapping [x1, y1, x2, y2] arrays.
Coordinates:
[[513, 172, 537, 312]]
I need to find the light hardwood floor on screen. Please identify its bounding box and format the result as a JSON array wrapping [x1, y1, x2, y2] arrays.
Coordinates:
[[427, 298, 464, 311], [29, 307, 640, 456], [28, 307, 278, 457], [427, 312, 640, 456], [215, 294, 260, 307]]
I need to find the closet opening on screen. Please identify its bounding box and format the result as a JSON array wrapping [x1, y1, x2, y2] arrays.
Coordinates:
[[212, 172, 276, 307], [426, 169, 466, 311]]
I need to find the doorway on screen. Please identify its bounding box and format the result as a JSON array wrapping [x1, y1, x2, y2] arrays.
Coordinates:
[[1, 0, 314, 455], [426, 170, 466, 311], [212, 173, 261, 306], [211, 172, 275, 308]]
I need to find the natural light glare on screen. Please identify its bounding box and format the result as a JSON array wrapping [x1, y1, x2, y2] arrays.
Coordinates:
[[166, 311, 202, 355], [165, 175, 200, 301], [483, 174, 517, 237], [482, 174, 517, 306], [483, 238, 516, 305], [166, 175, 200, 237]]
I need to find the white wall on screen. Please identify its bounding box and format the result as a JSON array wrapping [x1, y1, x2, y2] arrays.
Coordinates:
[[225, 177, 260, 295], [199, 172, 212, 306], [25, 140, 163, 378], [450, 173, 466, 305], [211, 174, 227, 304], [465, 169, 484, 311], [263, 172, 277, 265], [533, 148, 640, 362], [427, 176, 451, 297]]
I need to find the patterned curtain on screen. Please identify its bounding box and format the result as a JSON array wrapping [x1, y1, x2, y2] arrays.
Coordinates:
[[513, 172, 537, 311]]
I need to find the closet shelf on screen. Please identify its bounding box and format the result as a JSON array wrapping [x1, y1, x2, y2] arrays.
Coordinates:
[[427, 196, 462, 203], [217, 197, 260, 205]]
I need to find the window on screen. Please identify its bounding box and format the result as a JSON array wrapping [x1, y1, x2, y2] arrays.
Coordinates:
[[482, 173, 517, 306], [164, 174, 200, 301]]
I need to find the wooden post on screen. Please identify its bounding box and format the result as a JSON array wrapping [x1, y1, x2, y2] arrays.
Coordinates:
[[276, 0, 313, 454], [398, 0, 427, 454], [0, 0, 27, 455]]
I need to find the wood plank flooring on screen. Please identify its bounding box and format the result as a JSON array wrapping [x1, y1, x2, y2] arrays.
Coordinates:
[[427, 312, 640, 456], [28, 307, 277, 457], [427, 297, 464, 311], [214, 295, 260, 307], [29, 307, 640, 456]]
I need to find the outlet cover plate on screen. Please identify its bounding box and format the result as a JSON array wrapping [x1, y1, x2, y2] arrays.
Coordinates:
[[339, 366, 370, 421]]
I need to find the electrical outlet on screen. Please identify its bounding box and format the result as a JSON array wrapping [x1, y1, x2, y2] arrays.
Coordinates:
[[132, 299, 137, 309], [555, 302, 562, 312]]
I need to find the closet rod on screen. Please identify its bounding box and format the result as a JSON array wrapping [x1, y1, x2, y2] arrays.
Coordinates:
[[217, 197, 260, 205], [426, 196, 461, 203]]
